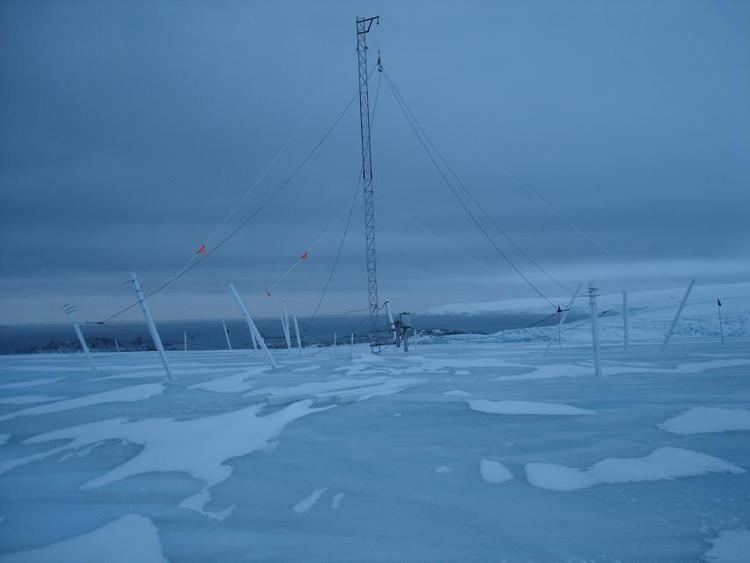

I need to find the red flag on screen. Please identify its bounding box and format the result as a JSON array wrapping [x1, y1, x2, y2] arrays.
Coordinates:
[[300, 251, 309, 260], [196, 244, 207, 255]]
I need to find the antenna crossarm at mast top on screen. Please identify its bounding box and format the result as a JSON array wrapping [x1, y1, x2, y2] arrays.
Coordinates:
[[356, 16, 379, 34]]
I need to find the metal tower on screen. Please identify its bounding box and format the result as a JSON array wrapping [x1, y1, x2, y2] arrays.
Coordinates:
[[356, 16, 380, 343]]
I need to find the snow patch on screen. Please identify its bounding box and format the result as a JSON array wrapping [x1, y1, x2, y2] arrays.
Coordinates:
[[0, 395, 66, 405], [467, 399, 594, 416], [480, 459, 513, 483], [3, 399, 332, 520], [443, 390, 472, 398], [0, 514, 168, 563], [660, 407, 750, 435], [293, 488, 327, 513], [188, 367, 267, 394], [0, 378, 61, 390], [0, 384, 165, 422], [248, 377, 423, 405], [526, 447, 744, 492], [293, 365, 321, 372], [703, 529, 750, 563], [330, 492, 345, 509]]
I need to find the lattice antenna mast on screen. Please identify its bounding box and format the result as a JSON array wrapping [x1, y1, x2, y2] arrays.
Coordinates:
[[356, 15, 380, 344]]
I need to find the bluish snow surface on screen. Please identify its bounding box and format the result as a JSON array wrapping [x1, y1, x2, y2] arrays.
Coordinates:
[[0, 339, 748, 562]]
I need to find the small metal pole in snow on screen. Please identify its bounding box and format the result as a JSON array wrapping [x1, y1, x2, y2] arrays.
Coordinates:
[[229, 283, 277, 368], [222, 319, 233, 350], [114, 337, 120, 353], [661, 279, 696, 352], [717, 298, 725, 344], [544, 282, 581, 356], [588, 282, 602, 377], [129, 272, 174, 381], [293, 315, 302, 352], [623, 290, 629, 351], [333, 332, 337, 347], [63, 305, 96, 372], [350, 332, 355, 357], [183, 331, 187, 352]]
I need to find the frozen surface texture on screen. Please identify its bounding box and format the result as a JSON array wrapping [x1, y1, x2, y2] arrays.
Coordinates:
[[660, 407, 750, 435], [467, 399, 594, 416], [1, 312, 749, 561], [0, 514, 168, 563], [526, 447, 744, 491], [703, 529, 750, 563], [479, 459, 513, 483]]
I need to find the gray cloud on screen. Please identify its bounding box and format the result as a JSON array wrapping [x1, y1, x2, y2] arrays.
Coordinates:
[[1, 0, 748, 323]]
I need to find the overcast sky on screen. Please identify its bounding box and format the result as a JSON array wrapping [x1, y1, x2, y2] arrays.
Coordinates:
[[1, 0, 748, 325]]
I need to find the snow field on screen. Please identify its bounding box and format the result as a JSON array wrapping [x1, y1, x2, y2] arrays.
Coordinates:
[[0, 334, 748, 561]]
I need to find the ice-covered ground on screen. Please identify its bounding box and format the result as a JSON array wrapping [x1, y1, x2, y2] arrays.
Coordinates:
[[427, 281, 750, 347], [1, 300, 749, 560]]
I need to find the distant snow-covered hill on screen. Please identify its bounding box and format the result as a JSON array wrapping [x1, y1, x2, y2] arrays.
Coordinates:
[[424, 282, 750, 345]]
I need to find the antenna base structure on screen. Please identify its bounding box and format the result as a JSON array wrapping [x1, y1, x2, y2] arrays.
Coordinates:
[[356, 16, 381, 348]]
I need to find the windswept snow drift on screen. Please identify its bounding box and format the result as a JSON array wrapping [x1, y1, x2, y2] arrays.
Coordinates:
[[703, 529, 750, 563], [660, 407, 750, 435], [468, 399, 594, 416], [526, 447, 745, 491], [0, 384, 164, 422], [480, 459, 513, 484], [3, 399, 331, 521], [293, 488, 327, 513], [0, 514, 168, 563]]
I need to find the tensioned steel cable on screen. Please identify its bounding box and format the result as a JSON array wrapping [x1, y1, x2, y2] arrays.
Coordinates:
[[381, 69, 558, 311]]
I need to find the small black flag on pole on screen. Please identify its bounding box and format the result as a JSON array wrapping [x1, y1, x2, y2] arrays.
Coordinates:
[[717, 298, 722, 307]]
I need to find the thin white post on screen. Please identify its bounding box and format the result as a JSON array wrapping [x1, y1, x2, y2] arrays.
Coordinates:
[[229, 283, 277, 368], [384, 300, 396, 342], [63, 306, 96, 372], [333, 332, 337, 347], [129, 272, 174, 381], [283, 302, 292, 354], [281, 312, 292, 355], [544, 282, 581, 355], [114, 338, 120, 353], [183, 331, 187, 352], [623, 290, 629, 351], [222, 319, 233, 350], [717, 298, 725, 344], [250, 324, 258, 350], [293, 315, 302, 351], [588, 281, 602, 377], [350, 332, 355, 358], [661, 279, 696, 352]]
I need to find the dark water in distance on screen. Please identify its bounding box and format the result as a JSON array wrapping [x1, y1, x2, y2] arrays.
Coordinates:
[[0, 311, 583, 355]]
